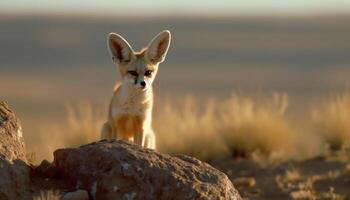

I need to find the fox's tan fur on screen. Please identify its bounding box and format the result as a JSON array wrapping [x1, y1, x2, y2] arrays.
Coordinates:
[[101, 30, 171, 149]]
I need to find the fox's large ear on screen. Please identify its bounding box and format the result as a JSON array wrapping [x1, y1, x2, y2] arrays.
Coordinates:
[[146, 30, 171, 64], [108, 33, 134, 63]]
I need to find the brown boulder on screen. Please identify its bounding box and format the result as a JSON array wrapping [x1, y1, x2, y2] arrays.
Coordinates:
[[54, 139, 241, 200], [0, 157, 30, 200], [0, 102, 30, 199], [0, 101, 26, 161]]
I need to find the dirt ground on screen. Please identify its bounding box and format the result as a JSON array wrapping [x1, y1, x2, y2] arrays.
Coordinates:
[[210, 150, 350, 200]]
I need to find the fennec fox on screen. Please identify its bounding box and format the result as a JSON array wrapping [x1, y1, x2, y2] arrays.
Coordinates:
[[101, 30, 171, 149]]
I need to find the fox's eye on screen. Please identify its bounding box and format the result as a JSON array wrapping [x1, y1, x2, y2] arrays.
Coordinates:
[[128, 71, 138, 76], [145, 70, 153, 77]]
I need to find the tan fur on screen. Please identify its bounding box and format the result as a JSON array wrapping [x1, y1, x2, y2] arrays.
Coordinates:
[[101, 30, 171, 150], [114, 114, 143, 139]]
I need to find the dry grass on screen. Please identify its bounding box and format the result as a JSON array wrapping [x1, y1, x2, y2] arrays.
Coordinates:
[[27, 92, 350, 162], [154, 95, 227, 160], [64, 102, 105, 146], [33, 190, 61, 200], [155, 93, 300, 160], [26, 151, 37, 165], [276, 167, 303, 191], [219, 93, 296, 158], [34, 92, 298, 161], [31, 102, 105, 162], [276, 167, 346, 200], [312, 93, 350, 151]]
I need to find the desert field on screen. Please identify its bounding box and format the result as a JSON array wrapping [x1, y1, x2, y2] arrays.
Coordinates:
[[1, 14, 350, 199]]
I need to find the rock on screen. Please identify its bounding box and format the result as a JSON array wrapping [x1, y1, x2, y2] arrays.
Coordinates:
[[54, 139, 242, 200], [62, 190, 89, 200], [0, 102, 30, 199], [0, 101, 26, 161], [0, 157, 30, 199], [34, 159, 58, 178]]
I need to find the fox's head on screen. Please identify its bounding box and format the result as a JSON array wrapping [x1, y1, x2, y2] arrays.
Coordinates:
[[107, 30, 171, 91]]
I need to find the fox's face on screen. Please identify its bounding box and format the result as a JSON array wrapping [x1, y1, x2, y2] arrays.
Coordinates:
[[107, 30, 171, 91]]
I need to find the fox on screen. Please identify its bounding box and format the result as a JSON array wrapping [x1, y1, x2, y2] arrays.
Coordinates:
[[101, 30, 171, 150]]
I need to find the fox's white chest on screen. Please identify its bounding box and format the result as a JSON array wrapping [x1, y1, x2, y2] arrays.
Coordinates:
[[111, 102, 148, 117], [111, 87, 153, 118]]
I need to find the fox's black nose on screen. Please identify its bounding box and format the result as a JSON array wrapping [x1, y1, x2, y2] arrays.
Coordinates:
[[140, 81, 146, 88]]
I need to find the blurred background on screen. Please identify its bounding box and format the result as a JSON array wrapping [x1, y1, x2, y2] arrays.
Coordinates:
[[1, 0, 350, 162]]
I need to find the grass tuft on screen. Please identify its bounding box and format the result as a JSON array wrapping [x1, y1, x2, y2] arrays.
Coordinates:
[[33, 190, 61, 200], [312, 93, 350, 151], [155, 93, 298, 160]]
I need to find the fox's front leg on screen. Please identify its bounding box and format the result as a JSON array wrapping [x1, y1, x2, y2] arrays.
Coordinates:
[[134, 131, 146, 147], [133, 115, 146, 146], [144, 130, 156, 150]]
